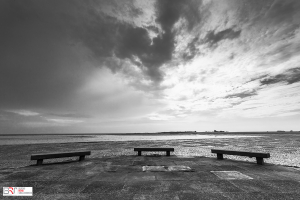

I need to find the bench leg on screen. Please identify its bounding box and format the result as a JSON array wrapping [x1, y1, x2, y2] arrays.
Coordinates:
[[256, 157, 264, 165], [138, 151, 142, 156], [166, 151, 170, 156], [37, 159, 43, 165], [79, 155, 85, 161], [217, 153, 223, 160]]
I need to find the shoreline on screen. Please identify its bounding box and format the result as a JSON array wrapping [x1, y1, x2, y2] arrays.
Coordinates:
[[1, 131, 299, 136], [0, 134, 266, 146]]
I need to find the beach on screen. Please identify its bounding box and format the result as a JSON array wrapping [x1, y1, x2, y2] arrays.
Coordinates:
[[1, 133, 300, 169]]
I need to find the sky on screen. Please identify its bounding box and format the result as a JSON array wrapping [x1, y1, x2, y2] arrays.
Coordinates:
[[1, 0, 300, 134]]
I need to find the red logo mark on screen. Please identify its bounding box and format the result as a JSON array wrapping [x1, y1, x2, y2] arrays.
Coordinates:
[[9, 187, 14, 194]]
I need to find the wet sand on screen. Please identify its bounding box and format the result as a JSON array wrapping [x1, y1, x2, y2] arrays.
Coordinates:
[[1, 133, 299, 169]]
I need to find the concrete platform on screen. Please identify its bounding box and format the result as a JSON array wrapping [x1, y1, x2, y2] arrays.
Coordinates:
[[1, 155, 300, 199]]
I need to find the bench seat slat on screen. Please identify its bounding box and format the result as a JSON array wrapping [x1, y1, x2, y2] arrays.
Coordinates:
[[211, 149, 270, 158], [134, 148, 174, 151], [31, 151, 91, 160]]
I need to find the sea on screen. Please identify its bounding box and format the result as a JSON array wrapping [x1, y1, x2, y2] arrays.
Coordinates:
[[0, 133, 264, 145]]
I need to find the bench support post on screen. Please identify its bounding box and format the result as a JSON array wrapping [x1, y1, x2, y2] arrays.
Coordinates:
[[138, 151, 142, 156], [256, 157, 264, 165], [79, 155, 85, 161], [217, 153, 223, 160], [166, 151, 170, 156], [37, 159, 43, 165]]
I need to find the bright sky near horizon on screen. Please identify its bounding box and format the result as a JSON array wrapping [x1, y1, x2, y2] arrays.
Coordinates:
[[1, 0, 300, 134]]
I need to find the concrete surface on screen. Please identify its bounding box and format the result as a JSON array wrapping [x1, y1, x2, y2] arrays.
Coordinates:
[[1, 155, 300, 200]]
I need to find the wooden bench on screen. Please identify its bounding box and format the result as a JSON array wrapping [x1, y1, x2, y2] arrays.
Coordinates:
[[134, 148, 174, 156], [211, 149, 270, 165], [31, 151, 91, 165]]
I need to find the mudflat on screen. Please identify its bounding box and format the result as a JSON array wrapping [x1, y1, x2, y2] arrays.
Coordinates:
[[1, 133, 300, 199], [1, 133, 300, 169]]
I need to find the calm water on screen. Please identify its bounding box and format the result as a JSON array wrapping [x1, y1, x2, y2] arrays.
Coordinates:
[[0, 134, 264, 145]]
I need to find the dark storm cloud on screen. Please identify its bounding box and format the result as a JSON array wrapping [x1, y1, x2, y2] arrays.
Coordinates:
[[0, 1, 147, 110], [205, 28, 241, 46], [116, 0, 202, 81], [154, 0, 202, 63], [0, 0, 145, 111], [225, 91, 257, 99], [0, 0, 203, 112], [260, 68, 300, 86], [68, 0, 201, 82], [66, 0, 203, 82], [156, 0, 201, 31], [114, 25, 171, 82]]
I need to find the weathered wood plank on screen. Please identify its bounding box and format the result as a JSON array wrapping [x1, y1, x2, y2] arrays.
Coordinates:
[[31, 151, 91, 160], [211, 149, 270, 165], [134, 148, 174, 151], [211, 149, 270, 158]]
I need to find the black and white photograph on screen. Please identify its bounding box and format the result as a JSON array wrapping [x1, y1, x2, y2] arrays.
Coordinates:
[[1, 0, 300, 199]]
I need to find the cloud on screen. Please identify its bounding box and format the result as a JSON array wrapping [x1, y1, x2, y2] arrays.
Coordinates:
[[260, 67, 300, 85], [1, 0, 300, 133], [0, 0, 157, 112], [46, 118, 83, 124], [220, 82, 300, 118], [65, 0, 202, 83], [0, 0, 204, 114], [47, 113, 92, 119], [182, 36, 200, 61], [225, 91, 257, 99], [7, 110, 40, 116], [205, 28, 241, 46], [157, 0, 300, 122]]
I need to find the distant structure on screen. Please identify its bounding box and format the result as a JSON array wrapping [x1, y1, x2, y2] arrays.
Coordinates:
[[160, 131, 197, 134], [277, 130, 285, 132], [214, 130, 225, 132]]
